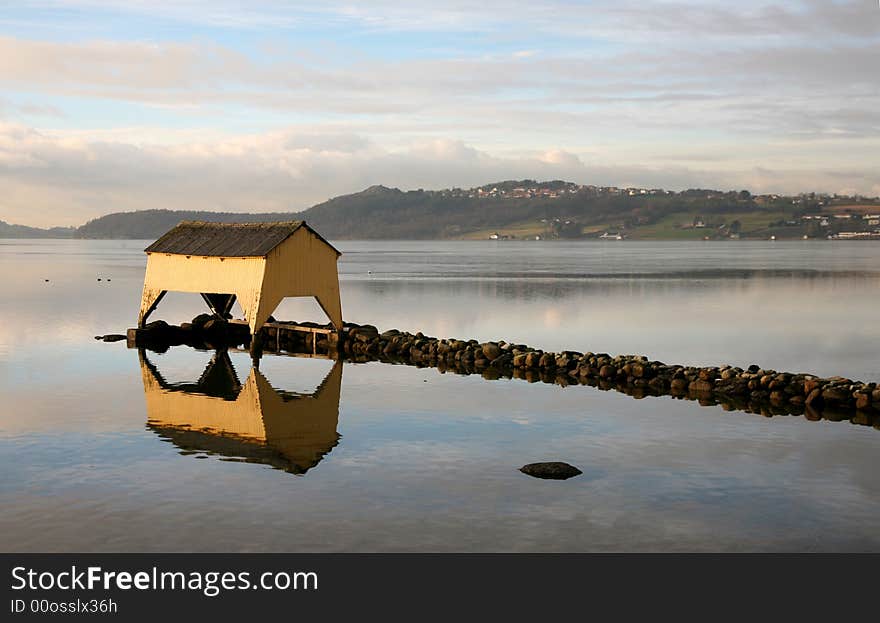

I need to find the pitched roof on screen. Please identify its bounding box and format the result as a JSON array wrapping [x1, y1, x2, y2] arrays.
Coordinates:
[[144, 220, 340, 257]]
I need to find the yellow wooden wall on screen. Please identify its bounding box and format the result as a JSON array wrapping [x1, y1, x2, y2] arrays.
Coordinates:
[[259, 227, 343, 330], [138, 226, 342, 333]]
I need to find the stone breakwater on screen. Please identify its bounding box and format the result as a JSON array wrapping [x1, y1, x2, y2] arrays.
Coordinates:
[[127, 316, 879, 429], [329, 323, 878, 429]]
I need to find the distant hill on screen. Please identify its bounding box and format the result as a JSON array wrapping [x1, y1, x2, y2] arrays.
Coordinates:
[[75, 209, 301, 240], [0, 220, 75, 239], [4, 180, 879, 240], [71, 181, 621, 239]]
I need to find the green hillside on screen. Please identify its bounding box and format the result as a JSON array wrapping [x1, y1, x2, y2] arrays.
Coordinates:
[[74, 209, 302, 239], [0, 220, 75, 239], [3, 181, 878, 240]]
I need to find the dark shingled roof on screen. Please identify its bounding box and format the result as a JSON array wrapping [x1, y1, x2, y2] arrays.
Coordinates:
[[144, 221, 340, 257]]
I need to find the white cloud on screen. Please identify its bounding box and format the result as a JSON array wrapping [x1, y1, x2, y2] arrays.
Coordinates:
[[539, 149, 582, 167], [1, 123, 878, 228], [1, 2, 878, 226]]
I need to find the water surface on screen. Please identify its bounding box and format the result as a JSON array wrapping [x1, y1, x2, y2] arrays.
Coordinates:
[[1, 239, 879, 551]]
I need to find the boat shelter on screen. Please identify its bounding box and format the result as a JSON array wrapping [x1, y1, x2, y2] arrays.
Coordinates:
[[138, 221, 343, 335]]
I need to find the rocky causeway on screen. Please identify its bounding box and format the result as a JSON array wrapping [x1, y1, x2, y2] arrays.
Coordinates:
[[127, 316, 880, 430]]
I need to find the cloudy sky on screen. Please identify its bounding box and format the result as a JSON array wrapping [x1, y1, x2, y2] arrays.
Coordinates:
[[1, 1, 878, 227]]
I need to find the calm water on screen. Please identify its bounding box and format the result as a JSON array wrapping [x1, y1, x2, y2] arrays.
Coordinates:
[[1, 239, 879, 552]]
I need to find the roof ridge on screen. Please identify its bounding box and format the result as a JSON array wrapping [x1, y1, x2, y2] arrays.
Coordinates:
[[177, 219, 304, 226], [144, 220, 336, 257]]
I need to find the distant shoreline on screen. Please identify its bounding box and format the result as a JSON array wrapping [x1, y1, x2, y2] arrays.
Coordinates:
[[4, 180, 879, 242], [4, 236, 880, 242]]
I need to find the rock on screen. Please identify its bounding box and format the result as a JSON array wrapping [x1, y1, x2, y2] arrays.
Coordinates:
[[854, 393, 871, 410], [598, 365, 616, 379], [698, 368, 718, 381], [519, 462, 582, 480], [350, 326, 379, 341], [821, 387, 852, 406], [100, 334, 126, 342], [631, 362, 653, 378], [803, 378, 822, 395], [490, 353, 513, 367], [481, 342, 502, 360], [525, 351, 542, 367], [539, 353, 556, 368], [191, 314, 214, 329]]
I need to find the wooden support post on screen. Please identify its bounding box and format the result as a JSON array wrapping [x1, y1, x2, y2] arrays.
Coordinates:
[[200, 293, 237, 319], [138, 289, 167, 327], [250, 331, 263, 367]]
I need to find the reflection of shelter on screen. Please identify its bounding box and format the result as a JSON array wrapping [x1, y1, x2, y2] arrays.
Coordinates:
[[140, 350, 343, 474], [138, 221, 343, 335]]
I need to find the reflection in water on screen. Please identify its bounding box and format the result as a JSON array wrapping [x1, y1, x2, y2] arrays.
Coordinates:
[[140, 350, 342, 474]]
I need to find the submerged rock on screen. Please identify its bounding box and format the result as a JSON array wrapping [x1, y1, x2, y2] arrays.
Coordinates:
[[519, 462, 583, 480]]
